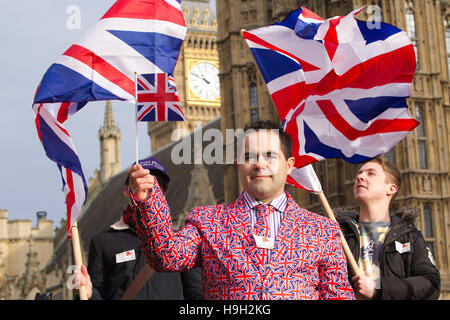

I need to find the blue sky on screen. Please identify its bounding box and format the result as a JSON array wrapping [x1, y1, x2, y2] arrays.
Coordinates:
[[0, 0, 216, 227]]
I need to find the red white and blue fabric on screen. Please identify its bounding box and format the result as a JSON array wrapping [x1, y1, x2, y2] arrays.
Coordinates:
[[32, 0, 186, 235], [287, 163, 322, 193], [243, 190, 286, 242], [32, 100, 87, 235], [136, 73, 185, 121], [242, 6, 419, 169], [132, 180, 355, 300], [34, 0, 186, 104]]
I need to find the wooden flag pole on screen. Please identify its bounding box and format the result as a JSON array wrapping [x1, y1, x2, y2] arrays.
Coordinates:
[[71, 221, 88, 300], [318, 192, 362, 276]]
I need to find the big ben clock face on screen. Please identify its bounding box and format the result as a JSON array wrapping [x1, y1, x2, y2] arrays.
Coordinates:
[[188, 62, 220, 100]]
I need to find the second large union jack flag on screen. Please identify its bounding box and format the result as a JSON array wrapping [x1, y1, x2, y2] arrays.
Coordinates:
[[243, 6, 419, 169]]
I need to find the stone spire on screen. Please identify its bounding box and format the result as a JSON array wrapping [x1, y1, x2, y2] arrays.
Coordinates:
[[98, 101, 121, 183], [103, 101, 116, 135]]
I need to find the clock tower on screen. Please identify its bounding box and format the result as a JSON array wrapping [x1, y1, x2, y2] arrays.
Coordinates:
[[147, 0, 220, 152]]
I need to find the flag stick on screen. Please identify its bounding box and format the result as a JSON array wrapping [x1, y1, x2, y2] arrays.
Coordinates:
[[318, 192, 362, 276], [241, 28, 362, 277], [70, 221, 88, 300], [134, 72, 139, 164]]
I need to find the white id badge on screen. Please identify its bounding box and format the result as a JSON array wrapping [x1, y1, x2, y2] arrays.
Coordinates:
[[115, 249, 136, 263], [253, 234, 275, 250], [395, 241, 411, 254]]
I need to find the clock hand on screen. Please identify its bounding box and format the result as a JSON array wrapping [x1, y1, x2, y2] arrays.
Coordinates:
[[198, 74, 210, 84], [193, 73, 210, 84]]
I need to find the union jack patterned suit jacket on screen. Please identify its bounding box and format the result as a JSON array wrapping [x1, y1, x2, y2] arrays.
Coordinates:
[[133, 181, 355, 300]]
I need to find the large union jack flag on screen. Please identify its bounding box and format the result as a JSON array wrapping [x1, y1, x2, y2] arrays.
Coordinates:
[[136, 73, 185, 121], [32, 0, 186, 235], [243, 6, 419, 173]]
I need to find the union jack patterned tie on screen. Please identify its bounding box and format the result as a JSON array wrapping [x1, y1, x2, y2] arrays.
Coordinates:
[[254, 204, 272, 238]]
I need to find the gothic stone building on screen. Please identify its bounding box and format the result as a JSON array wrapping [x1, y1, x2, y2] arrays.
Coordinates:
[[0, 209, 53, 300], [217, 0, 450, 298]]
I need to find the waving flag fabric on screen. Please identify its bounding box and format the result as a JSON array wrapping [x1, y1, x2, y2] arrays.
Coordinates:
[[242, 6, 419, 172], [136, 73, 185, 121], [32, 101, 87, 235], [287, 164, 322, 193], [32, 0, 186, 235], [34, 0, 186, 104]]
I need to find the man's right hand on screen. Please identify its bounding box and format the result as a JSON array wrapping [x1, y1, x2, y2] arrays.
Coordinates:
[[352, 274, 377, 299], [126, 164, 155, 201], [72, 265, 93, 299]]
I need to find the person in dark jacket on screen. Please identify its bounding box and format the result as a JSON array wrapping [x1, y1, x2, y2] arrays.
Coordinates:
[[337, 156, 440, 299], [78, 157, 204, 300]]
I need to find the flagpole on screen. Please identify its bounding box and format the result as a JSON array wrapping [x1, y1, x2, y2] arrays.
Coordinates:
[[71, 221, 88, 300], [241, 28, 362, 277], [317, 192, 362, 276], [134, 72, 139, 165]]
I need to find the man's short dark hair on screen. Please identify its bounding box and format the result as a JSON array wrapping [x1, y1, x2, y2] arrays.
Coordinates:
[[243, 120, 293, 159]]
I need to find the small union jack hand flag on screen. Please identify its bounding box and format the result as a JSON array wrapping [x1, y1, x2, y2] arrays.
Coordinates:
[[136, 73, 186, 122]]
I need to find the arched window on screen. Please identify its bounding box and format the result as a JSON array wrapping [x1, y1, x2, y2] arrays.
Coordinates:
[[405, 1, 419, 69], [423, 204, 434, 238], [249, 82, 258, 107], [249, 82, 258, 121], [445, 18, 450, 75], [423, 204, 435, 256], [415, 103, 428, 169]]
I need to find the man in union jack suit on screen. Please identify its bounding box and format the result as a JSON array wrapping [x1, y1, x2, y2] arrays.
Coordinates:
[[127, 120, 355, 300]]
